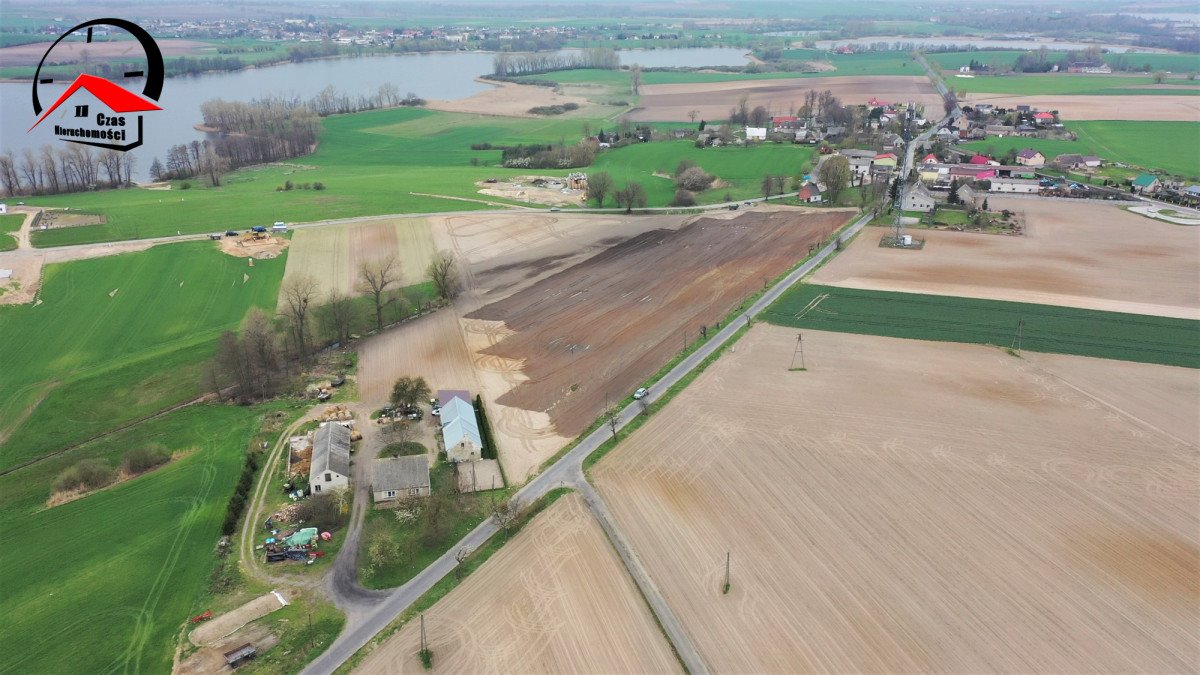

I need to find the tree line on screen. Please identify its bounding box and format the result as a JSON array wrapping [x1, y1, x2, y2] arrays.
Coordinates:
[[492, 48, 619, 77], [207, 251, 462, 403], [0, 145, 136, 197]]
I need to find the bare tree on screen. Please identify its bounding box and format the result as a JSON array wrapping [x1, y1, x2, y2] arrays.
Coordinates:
[[280, 274, 320, 359], [492, 497, 521, 540], [688, 109, 699, 124], [425, 250, 462, 300], [318, 289, 356, 343], [454, 546, 472, 578], [629, 64, 643, 95], [358, 254, 401, 332]]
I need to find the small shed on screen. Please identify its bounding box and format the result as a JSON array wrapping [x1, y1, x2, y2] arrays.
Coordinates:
[[372, 455, 431, 503]]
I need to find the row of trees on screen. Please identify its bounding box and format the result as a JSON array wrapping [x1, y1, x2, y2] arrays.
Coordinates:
[[0, 145, 136, 196], [492, 48, 619, 77], [500, 140, 597, 169], [208, 252, 462, 402]]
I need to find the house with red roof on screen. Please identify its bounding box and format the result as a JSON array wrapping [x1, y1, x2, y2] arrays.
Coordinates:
[[1033, 111, 1056, 125], [922, 153, 939, 164], [873, 152, 898, 168], [968, 154, 996, 165]]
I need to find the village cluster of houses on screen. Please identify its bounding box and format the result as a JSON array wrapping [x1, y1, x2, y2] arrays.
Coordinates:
[[937, 103, 1066, 144]]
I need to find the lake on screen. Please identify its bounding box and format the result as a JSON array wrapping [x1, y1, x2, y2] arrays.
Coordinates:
[[0, 47, 749, 181], [807, 36, 1170, 53]]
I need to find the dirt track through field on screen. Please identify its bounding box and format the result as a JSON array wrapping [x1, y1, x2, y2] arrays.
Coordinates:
[[813, 198, 1200, 319], [353, 493, 681, 674], [593, 325, 1199, 673], [467, 210, 850, 437], [960, 92, 1200, 121], [626, 76, 943, 121]]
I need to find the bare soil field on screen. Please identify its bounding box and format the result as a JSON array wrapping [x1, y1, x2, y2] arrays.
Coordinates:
[[217, 234, 288, 259], [354, 493, 680, 674], [358, 212, 706, 482], [467, 209, 850, 436], [425, 80, 591, 118], [593, 325, 1200, 673], [960, 92, 1200, 121], [476, 177, 586, 207], [281, 217, 436, 303], [813, 198, 1200, 319], [626, 76, 942, 122], [0, 39, 214, 68]]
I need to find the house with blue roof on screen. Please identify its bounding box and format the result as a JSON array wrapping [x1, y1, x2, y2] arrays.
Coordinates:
[[437, 390, 484, 462]]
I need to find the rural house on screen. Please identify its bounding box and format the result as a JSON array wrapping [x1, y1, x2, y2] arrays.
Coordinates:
[[873, 152, 898, 168], [1016, 149, 1045, 166], [1132, 173, 1161, 194], [1081, 156, 1103, 168], [798, 184, 823, 203], [372, 455, 430, 503], [1052, 153, 1085, 169], [1033, 112, 1056, 125], [745, 127, 767, 141], [310, 423, 351, 494], [438, 390, 484, 463], [901, 183, 936, 212]]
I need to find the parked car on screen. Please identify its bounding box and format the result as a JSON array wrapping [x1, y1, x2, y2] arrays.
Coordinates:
[[633, 387, 649, 400], [208, 233, 222, 240], [225, 230, 238, 237], [251, 225, 267, 233], [431, 404, 442, 416], [728, 204, 739, 210]]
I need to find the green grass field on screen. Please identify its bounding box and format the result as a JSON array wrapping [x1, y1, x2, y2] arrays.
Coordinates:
[[763, 284, 1199, 368], [645, 51, 920, 84], [0, 213, 21, 251], [949, 72, 1200, 95], [590, 141, 814, 205], [23, 107, 817, 245], [0, 403, 272, 674], [929, 49, 1200, 75], [24, 108, 612, 246], [962, 121, 1200, 179], [0, 242, 286, 471]]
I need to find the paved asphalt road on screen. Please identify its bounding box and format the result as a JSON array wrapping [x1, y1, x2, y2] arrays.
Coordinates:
[[301, 210, 871, 675]]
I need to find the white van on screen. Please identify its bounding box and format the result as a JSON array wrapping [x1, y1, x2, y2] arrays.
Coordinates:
[[271, 222, 288, 232]]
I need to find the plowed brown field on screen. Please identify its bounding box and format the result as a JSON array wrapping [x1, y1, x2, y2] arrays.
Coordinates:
[[467, 210, 850, 436], [354, 493, 681, 674], [593, 325, 1200, 673]]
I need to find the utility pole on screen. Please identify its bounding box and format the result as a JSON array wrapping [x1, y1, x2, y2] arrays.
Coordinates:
[[307, 604, 314, 647], [789, 332, 805, 370], [420, 613, 427, 655], [1012, 318, 1025, 353], [723, 551, 731, 594]]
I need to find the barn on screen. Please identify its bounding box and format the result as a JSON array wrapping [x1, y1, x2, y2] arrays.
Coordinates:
[[310, 423, 351, 494]]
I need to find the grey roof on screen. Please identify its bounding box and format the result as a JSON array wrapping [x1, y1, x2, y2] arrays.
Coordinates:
[[903, 182, 934, 201], [372, 456, 430, 492], [312, 423, 351, 478], [439, 396, 475, 427], [443, 416, 482, 450], [839, 149, 877, 160]]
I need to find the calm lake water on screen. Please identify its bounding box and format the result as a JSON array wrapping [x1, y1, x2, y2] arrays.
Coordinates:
[[0, 47, 749, 181]]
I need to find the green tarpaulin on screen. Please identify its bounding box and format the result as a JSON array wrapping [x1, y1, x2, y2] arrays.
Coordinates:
[[285, 527, 318, 547]]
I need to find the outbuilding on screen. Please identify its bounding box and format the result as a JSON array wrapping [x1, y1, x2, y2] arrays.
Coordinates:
[[989, 178, 1040, 193], [310, 423, 351, 494]]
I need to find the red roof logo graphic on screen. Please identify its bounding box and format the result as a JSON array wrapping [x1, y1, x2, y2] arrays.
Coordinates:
[[28, 73, 161, 132]]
